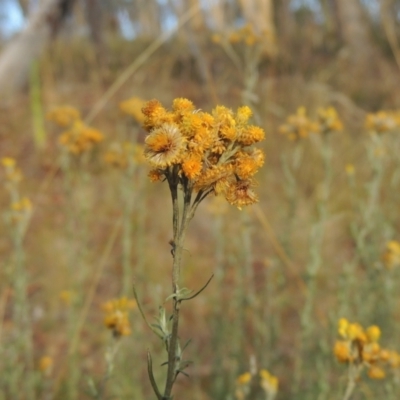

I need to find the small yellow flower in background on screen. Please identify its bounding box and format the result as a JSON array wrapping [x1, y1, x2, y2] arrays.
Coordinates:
[[59, 120, 104, 154], [104, 142, 144, 169], [59, 290, 74, 306], [142, 98, 265, 209], [317, 106, 343, 133], [211, 33, 221, 44], [345, 164, 355, 176], [368, 366, 385, 379], [47, 106, 81, 128], [366, 325, 381, 342], [1, 157, 16, 168], [119, 96, 147, 124], [382, 240, 400, 269], [1, 157, 23, 183], [11, 197, 32, 212], [259, 369, 278, 398], [236, 372, 251, 385], [227, 24, 275, 53], [388, 351, 400, 368], [334, 318, 400, 383], [279, 107, 320, 141], [38, 356, 53, 375], [235, 372, 252, 400], [365, 110, 399, 133], [102, 297, 136, 338]]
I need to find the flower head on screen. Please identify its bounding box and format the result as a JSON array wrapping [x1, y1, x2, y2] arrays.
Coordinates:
[[259, 369, 278, 397], [47, 106, 80, 127], [102, 297, 136, 338], [59, 120, 104, 154], [365, 111, 399, 133], [142, 98, 265, 209], [119, 96, 146, 123], [317, 107, 343, 133], [279, 107, 320, 140], [382, 240, 400, 269], [144, 123, 185, 168]]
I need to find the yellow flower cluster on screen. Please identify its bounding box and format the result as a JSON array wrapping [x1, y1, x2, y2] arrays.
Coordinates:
[[142, 98, 265, 209], [334, 318, 400, 379], [279, 107, 320, 140], [345, 164, 355, 176], [1, 158, 32, 224], [259, 369, 278, 397], [317, 107, 343, 133], [59, 290, 74, 306], [104, 142, 144, 169], [102, 297, 136, 338], [1, 157, 22, 183], [382, 241, 400, 270], [228, 24, 275, 49], [365, 111, 400, 133], [47, 106, 81, 127], [119, 96, 146, 124], [59, 120, 104, 154], [47, 106, 104, 154], [38, 356, 53, 375], [235, 369, 278, 400]]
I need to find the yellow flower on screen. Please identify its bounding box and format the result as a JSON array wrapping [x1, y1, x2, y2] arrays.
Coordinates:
[[59, 120, 104, 154], [119, 97, 146, 123], [148, 169, 164, 182], [338, 318, 349, 338], [388, 351, 400, 368], [11, 197, 32, 212], [234, 152, 263, 179], [366, 325, 381, 343], [259, 369, 278, 394], [182, 155, 202, 180], [47, 106, 80, 127], [172, 98, 195, 113], [334, 340, 352, 363], [225, 179, 258, 209], [382, 240, 400, 269], [102, 297, 136, 337], [236, 372, 251, 385], [142, 99, 174, 130], [1, 157, 16, 168], [345, 164, 355, 176], [38, 356, 53, 374], [365, 111, 398, 133], [317, 107, 343, 133], [363, 342, 380, 362], [347, 323, 366, 342], [279, 107, 319, 140], [236, 106, 252, 124], [142, 98, 265, 208], [59, 290, 74, 306], [144, 123, 186, 168], [368, 366, 385, 379]]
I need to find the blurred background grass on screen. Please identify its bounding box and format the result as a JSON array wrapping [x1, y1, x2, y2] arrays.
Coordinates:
[[1, 0, 400, 399]]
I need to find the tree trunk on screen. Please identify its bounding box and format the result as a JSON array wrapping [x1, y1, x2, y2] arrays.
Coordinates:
[[0, 0, 74, 95]]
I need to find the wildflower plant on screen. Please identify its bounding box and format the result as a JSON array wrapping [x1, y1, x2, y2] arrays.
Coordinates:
[[234, 369, 278, 400], [135, 98, 265, 399], [211, 24, 276, 114], [333, 318, 400, 400], [1, 157, 34, 398]]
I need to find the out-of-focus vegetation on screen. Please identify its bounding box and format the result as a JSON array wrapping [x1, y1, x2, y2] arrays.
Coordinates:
[[2, 0, 400, 399]]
